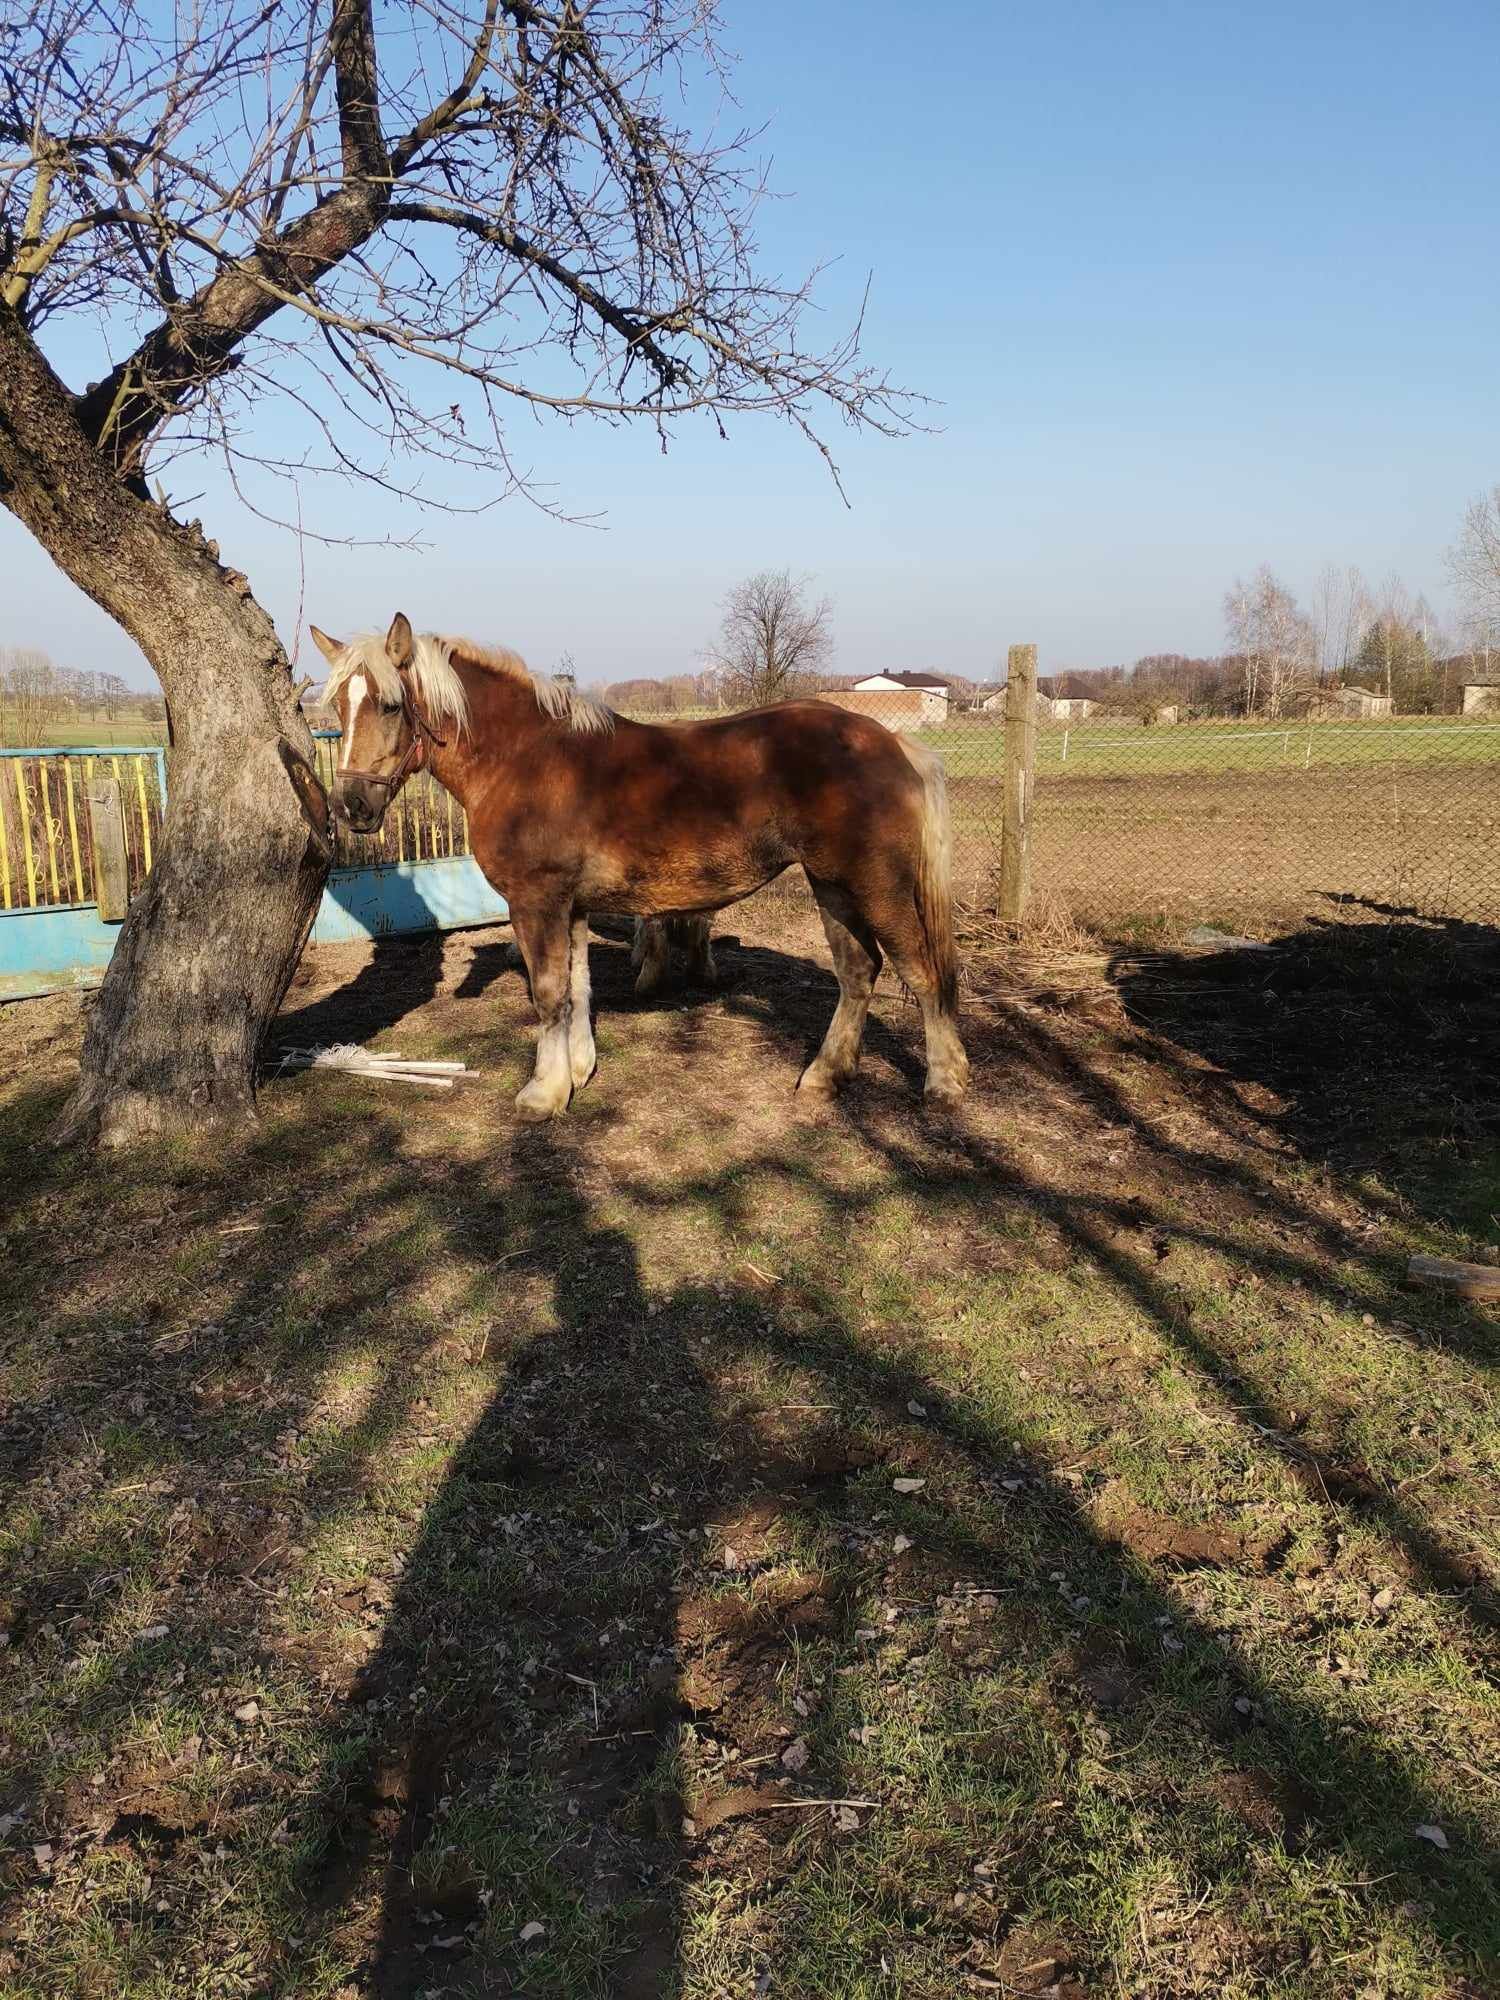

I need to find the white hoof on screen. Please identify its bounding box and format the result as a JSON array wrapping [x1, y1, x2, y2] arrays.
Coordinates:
[[515, 1080, 569, 1121]]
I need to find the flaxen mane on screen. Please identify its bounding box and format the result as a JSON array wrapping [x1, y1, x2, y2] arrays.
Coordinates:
[[326, 631, 612, 736]]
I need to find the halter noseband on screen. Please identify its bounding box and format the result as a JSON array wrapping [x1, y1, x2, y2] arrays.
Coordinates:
[[339, 678, 447, 803]]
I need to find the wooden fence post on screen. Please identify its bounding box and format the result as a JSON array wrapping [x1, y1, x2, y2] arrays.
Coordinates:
[[88, 777, 129, 920], [999, 643, 1037, 922]]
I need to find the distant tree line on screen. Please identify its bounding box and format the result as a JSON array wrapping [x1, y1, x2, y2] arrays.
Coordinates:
[[0, 648, 165, 745], [1042, 559, 1483, 720], [1038, 503, 1500, 720]]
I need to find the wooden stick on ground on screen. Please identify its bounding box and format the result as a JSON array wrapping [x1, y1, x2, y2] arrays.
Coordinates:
[[1405, 1253, 1500, 1300]]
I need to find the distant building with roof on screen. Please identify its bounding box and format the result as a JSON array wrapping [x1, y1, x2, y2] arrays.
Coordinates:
[[849, 671, 950, 724], [1307, 684, 1392, 720]]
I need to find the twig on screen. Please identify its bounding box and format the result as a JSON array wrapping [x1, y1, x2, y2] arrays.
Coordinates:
[[752, 1797, 880, 1811]]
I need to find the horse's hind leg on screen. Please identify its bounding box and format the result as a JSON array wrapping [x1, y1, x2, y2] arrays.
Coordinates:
[[633, 918, 670, 996], [568, 912, 597, 1089], [510, 903, 575, 1120], [799, 881, 881, 1097], [870, 902, 968, 1103], [682, 917, 719, 985]]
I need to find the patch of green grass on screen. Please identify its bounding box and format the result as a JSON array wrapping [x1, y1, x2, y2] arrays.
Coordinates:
[[3, 922, 1498, 1998]]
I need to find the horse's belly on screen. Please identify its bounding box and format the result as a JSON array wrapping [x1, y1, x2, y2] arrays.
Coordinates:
[[580, 844, 786, 915]]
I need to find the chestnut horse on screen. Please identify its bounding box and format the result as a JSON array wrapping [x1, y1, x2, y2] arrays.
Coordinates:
[[311, 615, 968, 1120]]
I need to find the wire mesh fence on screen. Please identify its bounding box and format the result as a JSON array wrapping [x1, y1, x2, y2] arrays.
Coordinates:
[[11, 699, 1498, 938], [618, 691, 1500, 936], [1029, 714, 1500, 930]]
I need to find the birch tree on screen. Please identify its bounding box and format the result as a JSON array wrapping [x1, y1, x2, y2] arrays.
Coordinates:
[[1223, 567, 1314, 720], [1448, 488, 1500, 663]]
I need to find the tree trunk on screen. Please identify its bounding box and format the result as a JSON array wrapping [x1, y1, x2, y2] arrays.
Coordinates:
[[0, 303, 327, 1146]]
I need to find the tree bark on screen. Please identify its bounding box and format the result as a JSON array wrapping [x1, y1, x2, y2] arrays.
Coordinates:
[[0, 302, 327, 1146]]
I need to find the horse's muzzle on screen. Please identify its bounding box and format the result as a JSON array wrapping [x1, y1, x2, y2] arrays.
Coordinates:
[[331, 774, 390, 835]]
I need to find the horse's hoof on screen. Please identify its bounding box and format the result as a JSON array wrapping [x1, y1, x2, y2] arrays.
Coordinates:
[[924, 1078, 966, 1107], [796, 1068, 839, 1099], [515, 1085, 567, 1121]]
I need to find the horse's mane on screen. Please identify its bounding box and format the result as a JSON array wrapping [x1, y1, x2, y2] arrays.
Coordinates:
[[325, 631, 613, 737]]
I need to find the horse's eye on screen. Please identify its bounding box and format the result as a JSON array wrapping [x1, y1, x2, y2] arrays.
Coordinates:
[[379, 699, 402, 716]]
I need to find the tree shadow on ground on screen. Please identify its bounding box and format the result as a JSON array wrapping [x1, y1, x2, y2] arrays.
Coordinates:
[[1112, 911, 1500, 1254], [2, 914, 1498, 1995], [286, 1111, 1499, 1996], [280, 928, 449, 1048]]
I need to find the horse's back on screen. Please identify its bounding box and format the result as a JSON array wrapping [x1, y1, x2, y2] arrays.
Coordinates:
[[624, 699, 921, 799]]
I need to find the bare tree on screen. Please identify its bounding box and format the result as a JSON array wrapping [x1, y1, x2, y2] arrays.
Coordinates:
[[0, 1, 911, 1145], [1223, 567, 1314, 719], [708, 569, 834, 708], [1448, 488, 1500, 664], [1337, 565, 1372, 678], [1309, 562, 1371, 681], [0, 647, 61, 745]]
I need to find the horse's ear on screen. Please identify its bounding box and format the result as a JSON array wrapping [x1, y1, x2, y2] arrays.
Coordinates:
[[309, 625, 342, 666], [385, 613, 415, 672]]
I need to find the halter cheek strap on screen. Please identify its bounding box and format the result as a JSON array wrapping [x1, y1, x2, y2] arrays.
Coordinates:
[[340, 681, 447, 799]]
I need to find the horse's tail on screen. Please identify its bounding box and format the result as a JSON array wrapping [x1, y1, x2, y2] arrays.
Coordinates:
[[898, 734, 959, 1014]]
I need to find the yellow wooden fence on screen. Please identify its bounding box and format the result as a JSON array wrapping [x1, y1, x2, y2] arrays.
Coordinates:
[[0, 750, 163, 912], [0, 741, 471, 914]]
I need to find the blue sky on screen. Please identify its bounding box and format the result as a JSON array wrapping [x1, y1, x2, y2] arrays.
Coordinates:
[[6, 0, 1497, 688]]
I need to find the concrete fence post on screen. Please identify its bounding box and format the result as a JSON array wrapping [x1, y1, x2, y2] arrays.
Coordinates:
[[999, 643, 1037, 923]]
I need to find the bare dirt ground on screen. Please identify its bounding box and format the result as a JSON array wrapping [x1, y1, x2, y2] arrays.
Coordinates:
[[1, 904, 1498, 1998], [945, 765, 1500, 928]]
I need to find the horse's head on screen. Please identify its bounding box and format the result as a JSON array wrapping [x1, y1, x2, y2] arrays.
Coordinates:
[[310, 613, 422, 835]]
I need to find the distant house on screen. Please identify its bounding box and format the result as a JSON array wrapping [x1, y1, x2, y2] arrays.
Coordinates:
[[300, 680, 339, 731], [1307, 685, 1392, 720], [851, 671, 950, 724], [819, 687, 935, 729], [1461, 670, 1500, 716], [978, 687, 1097, 721], [1041, 694, 1097, 722]]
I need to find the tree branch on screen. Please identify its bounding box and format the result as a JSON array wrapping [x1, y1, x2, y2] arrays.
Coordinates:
[[75, 0, 395, 473], [387, 196, 687, 389], [330, 0, 388, 183], [389, 0, 500, 173]]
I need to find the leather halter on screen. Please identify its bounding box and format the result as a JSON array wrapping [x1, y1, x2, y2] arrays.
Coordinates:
[[338, 677, 447, 805]]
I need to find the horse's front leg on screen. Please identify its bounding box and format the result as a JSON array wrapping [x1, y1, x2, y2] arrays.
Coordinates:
[[568, 911, 597, 1090], [510, 902, 575, 1120]]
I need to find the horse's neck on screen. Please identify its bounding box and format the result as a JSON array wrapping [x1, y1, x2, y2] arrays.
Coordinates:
[[427, 660, 540, 804]]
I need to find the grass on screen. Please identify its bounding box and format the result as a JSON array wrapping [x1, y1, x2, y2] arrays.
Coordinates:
[[1, 910, 1498, 1997], [0, 719, 166, 749], [915, 711, 1500, 779]]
